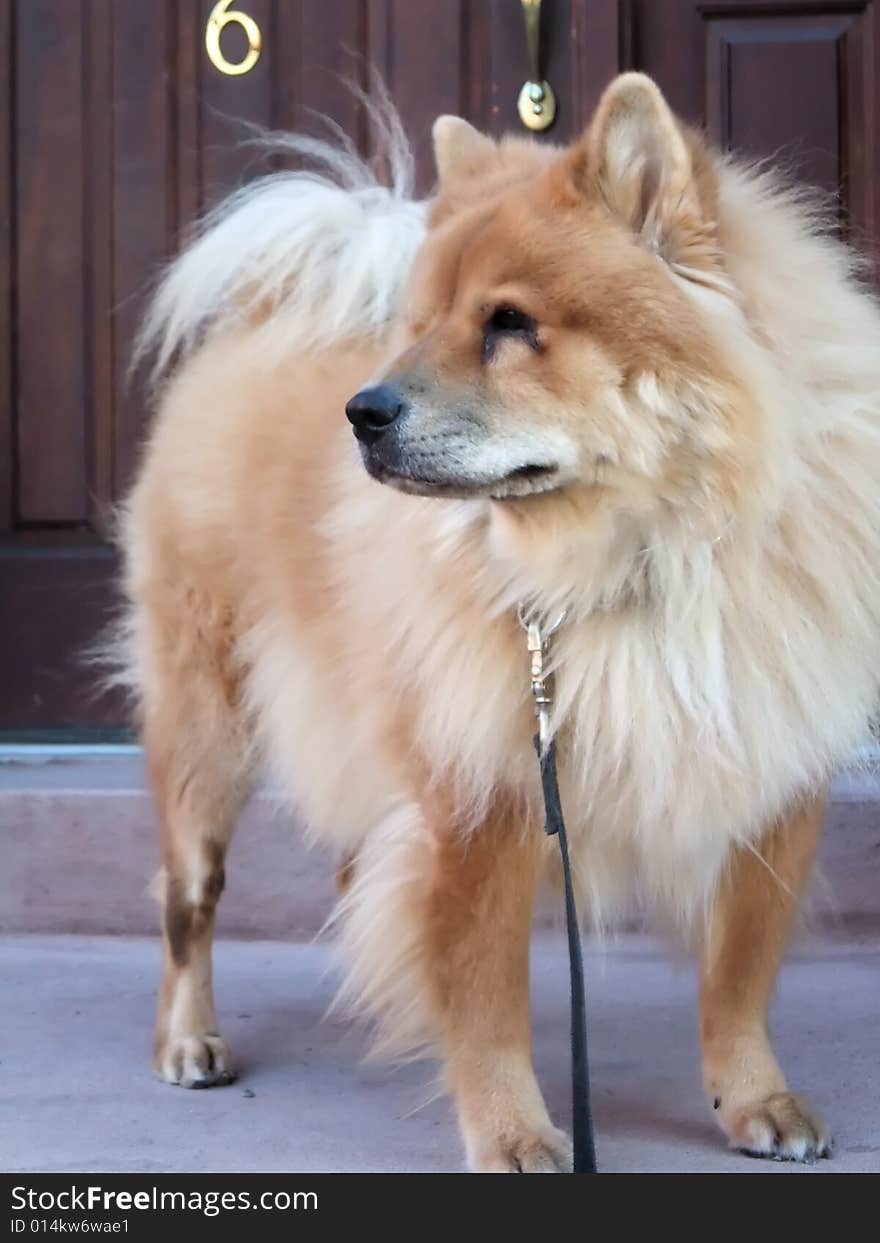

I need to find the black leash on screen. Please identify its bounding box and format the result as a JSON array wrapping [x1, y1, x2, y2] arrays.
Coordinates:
[[536, 736, 598, 1173], [520, 609, 598, 1174]]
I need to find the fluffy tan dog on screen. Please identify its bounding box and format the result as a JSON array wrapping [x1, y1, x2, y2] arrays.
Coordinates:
[[114, 74, 880, 1170]]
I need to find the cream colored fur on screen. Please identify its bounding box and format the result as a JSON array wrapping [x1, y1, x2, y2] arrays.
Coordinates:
[[135, 108, 426, 378], [117, 86, 880, 1094]]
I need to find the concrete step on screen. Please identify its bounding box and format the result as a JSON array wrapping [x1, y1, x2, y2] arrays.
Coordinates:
[[2, 931, 877, 1173], [0, 750, 334, 939], [1, 749, 879, 938]]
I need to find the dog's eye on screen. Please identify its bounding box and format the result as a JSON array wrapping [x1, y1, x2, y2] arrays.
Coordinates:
[[482, 305, 539, 361], [487, 306, 533, 335], [484, 304, 531, 338]]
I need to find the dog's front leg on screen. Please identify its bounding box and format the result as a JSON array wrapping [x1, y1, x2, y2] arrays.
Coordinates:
[[427, 811, 571, 1172], [699, 788, 831, 1162]]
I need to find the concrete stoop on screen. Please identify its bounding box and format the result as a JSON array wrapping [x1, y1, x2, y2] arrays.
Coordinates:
[[0, 752, 335, 940], [1, 932, 878, 1173], [1, 751, 878, 1174], [1, 750, 879, 938]]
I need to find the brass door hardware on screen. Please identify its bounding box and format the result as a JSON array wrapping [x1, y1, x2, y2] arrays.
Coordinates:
[[518, 0, 556, 131], [205, 0, 262, 77]]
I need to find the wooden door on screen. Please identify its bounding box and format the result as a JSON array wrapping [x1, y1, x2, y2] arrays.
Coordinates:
[[1, 0, 877, 736], [626, 0, 880, 271]]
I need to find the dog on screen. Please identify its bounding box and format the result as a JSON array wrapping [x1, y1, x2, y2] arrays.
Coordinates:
[[111, 73, 880, 1171]]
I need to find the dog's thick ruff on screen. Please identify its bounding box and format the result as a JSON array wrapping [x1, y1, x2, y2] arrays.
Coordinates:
[[112, 74, 880, 1169]]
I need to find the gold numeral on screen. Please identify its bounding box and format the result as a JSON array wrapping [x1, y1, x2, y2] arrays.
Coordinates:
[[205, 0, 262, 77]]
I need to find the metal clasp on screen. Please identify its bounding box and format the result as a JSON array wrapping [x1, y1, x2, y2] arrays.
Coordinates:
[[518, 605, 566, 752]]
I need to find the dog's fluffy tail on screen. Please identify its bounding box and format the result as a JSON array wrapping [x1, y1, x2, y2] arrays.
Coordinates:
[[136, 97, 427, 379]]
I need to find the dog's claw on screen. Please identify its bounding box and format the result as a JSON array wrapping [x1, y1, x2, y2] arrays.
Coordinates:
[[155, 1033, 237, 1089]]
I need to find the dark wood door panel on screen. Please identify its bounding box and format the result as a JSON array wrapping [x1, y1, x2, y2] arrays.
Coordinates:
[[110, 0, 178, 493], [625, 0, 880, 265], [0, 548, 120, 738], [705, 15, 849, 196], [15, 0, 89, 525]]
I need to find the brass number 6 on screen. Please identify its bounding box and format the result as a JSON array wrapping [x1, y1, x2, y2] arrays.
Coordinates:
[[205, 0, 262, 76]]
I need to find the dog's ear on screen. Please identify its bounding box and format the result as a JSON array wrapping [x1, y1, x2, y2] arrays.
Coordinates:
[[432, 116, 497, 183], [573, 74, 709, 254]]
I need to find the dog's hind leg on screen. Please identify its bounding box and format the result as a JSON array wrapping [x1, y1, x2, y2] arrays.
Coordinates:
[[699, 788, 831, 1161], [141, 593, 253, 1089]]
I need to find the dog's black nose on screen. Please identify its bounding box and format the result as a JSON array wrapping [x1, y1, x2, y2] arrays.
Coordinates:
[[345, 385, 405, 443]]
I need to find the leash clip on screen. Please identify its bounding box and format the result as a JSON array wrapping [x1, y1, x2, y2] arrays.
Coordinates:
[[517, 605, 566, 753]]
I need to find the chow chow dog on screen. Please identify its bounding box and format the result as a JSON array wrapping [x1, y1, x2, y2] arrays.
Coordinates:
[[113, 74, 880, 1171]]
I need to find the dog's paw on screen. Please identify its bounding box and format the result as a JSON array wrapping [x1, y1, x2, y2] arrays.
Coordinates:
[[722, 1092, 831, 1163], [155, 1033, 236, 1089], [471, 1125, 574, 1173]]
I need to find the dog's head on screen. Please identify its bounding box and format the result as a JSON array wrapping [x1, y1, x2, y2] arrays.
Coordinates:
[[347, 74, 760, 534]]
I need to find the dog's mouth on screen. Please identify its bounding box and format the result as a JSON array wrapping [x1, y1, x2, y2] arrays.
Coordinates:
[[363, 456, 561, 501]]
